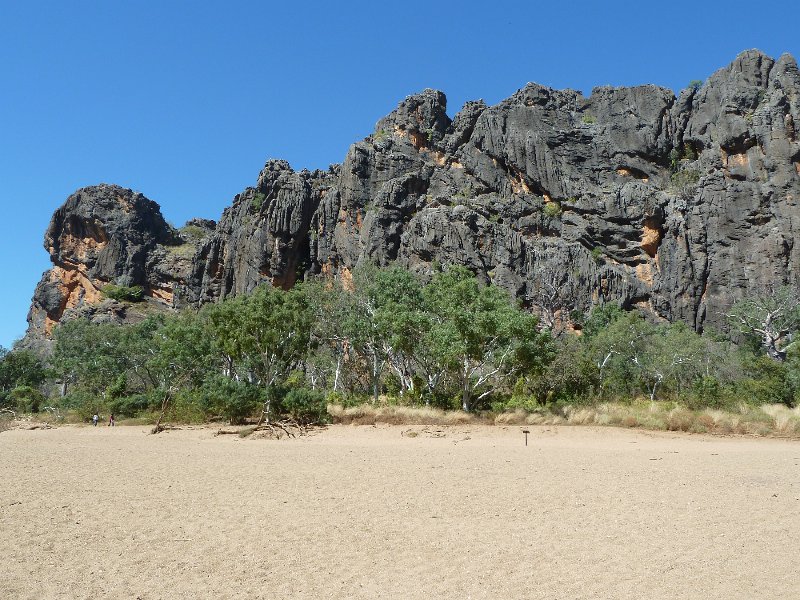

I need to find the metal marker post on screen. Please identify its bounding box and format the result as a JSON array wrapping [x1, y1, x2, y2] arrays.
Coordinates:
[[522, 429, 529, 446]]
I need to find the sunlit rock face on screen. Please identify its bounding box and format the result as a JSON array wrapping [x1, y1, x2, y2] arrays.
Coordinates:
[[24, 50, 800, 346], [23, 184, 204, 348]]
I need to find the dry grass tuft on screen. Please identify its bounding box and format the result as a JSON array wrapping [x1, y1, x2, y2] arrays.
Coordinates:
[[238, 426, 256, 438], [667, 408, 695, 432], [564, 407, 597, 425], [494, 409, 528, 425], [759, 404, 800, 435], [328, 404, 477, 426], [1, 409, 22, 433], [329, 401, 800, 439]]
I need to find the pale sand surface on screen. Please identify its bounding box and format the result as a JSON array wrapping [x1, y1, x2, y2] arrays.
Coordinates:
[[1, 424, 799, 600]]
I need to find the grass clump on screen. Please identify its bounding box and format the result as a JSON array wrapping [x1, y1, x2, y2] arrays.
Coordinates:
[[179, 225, 207, 242], [669, 169, 700, 199], [328, 404, 478, 426], [543, 201, 562, 218], [101, 284, 144, 303], [490, 400, 800, 439], [251, 192, 266, 212]]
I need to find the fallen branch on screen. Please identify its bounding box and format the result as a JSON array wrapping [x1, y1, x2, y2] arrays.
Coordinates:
[[248, 418, 319, 439], [149, 424, 182, 435], [214, 428, 249, 436], [26, 423, 52, 431]]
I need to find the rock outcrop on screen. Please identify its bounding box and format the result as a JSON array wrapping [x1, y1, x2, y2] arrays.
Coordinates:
[[24, 185, 204, 347], [24, 50, 800, 345]]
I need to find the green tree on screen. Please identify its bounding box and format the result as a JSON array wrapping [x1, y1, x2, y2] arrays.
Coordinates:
[[586, 312, 724, 402], [345, 264, 392, 404], [422, 266, 553, 411], [371, 267, 426, 397], [202, 295, 249, 378], [584, 311, 645, 398], [531, 334, 598, 405], [0, 347, 47, 409], [304, 279, 357, 393], [146, 311, 218, 430], [282, 387, 328, 425], [727, 286, 800, 361], [196, 374, 262, 424], [234, 285, 313, 424], [52, 320, 130, 399]]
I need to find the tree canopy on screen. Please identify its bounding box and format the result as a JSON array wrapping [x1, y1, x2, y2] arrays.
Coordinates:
[[14, 267, 800, 425]]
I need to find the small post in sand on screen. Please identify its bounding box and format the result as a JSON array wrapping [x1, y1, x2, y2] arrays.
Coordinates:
[[522, 429, 530, 446]]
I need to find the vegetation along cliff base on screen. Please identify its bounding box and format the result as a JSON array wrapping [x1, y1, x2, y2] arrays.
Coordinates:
[[4, 50, 800, 434]]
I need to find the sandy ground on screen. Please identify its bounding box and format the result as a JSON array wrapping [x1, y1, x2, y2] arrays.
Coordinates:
[[1, 424, 798, 600]]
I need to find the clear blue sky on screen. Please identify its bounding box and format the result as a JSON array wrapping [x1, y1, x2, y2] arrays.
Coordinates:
[[1, 0, 798, 348]]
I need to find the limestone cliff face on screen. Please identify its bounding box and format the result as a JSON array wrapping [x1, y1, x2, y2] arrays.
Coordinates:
[[25, 50, 800, 344], [24, 185, 207, 346]]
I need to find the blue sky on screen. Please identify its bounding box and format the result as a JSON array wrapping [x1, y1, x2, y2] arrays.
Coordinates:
[[1, 0, 798, 348]]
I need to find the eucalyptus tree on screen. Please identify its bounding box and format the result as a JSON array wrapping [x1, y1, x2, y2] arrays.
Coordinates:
[[52, 319, 132, 399], [146, 311, 218, 430], [370, 267, 426, 397], [727, 286, 800, 361], [0, 347, 46, 408], [234, 285, 314, 424], [585, 311, 722, 402], [422, 266, 553, 411], [304, 279, 354, 393]]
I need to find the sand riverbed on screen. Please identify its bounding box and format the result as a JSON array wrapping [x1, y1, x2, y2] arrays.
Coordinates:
[[1, 423, 798, 599]]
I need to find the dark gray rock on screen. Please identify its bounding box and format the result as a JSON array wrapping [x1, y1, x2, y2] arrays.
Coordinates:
[[24, 184, 191, 347], [25, 50, 800, 345]]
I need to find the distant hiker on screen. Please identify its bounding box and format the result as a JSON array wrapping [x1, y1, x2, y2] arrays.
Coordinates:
[[108, 413, 115, 427], [92, 414, 99, 427]]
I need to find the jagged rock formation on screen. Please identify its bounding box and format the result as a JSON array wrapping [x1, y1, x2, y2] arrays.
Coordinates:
[[24, 185, 212, 345], [24, 50, 800, 345]]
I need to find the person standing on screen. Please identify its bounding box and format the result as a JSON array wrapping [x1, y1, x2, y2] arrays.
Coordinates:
[[108, 413, 115, 427], [92, 413, 99, 427]]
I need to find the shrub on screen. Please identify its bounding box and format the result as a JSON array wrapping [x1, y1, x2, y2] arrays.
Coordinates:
[[58, 390, 102, 420], [10, 386, 45, 413], [669, 169, 700, 199], [543, 202, 561, 218], [581, 114, 597, 124], [108, 394, 153, 418], [169, 391, 208, 424], [669, 148, 681, 172], [102, 284, 144, 302], [684, 376, 725, 410], [179, 225, 207, 241], [0, 412, 12, 433], [453, 185, 474, 201], [106, 374, 127, 401], [199, 375, 263, 425], [282, 388, 328, 424], [688, 79, 703, 91], [251, 192, 266, 212]]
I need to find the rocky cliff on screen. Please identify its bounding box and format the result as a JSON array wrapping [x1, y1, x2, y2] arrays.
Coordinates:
[[25, 50, 800, 346]]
